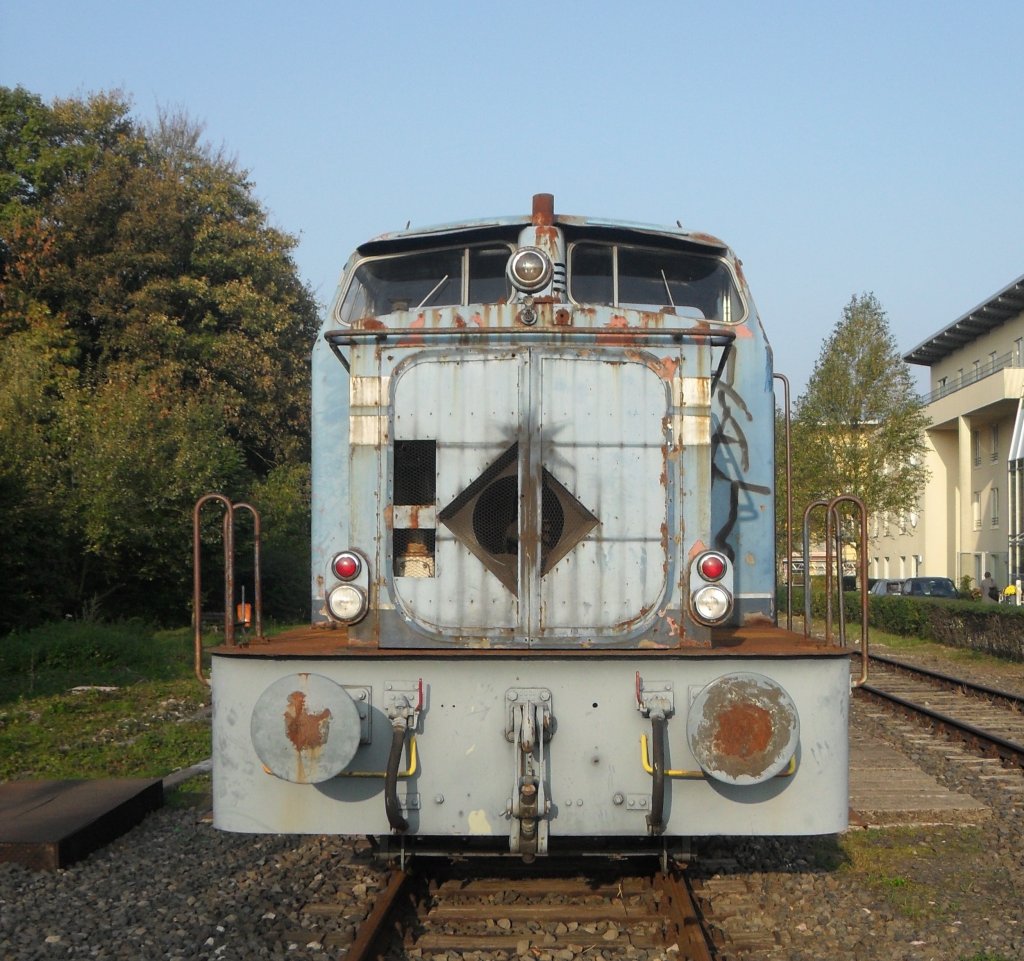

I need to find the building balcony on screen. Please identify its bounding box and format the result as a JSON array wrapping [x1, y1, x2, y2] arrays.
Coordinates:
[[925, 363, 1024, 430]]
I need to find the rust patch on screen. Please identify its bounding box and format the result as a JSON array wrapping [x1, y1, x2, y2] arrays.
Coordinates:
[[688, 540, 708, 561], [383, 504, 394, 528], [733, 323, 754, 339], [397, 313, 426, 348], [453, 314, 466, 328], [357, 317, 386, 330], [554, 308, 571, 326], [712, 703, 773, 760], [687, 231, 725, 247], [654, 356, 680, 381], [532, 194, 554, 226], [734, 258, 747, 287], [596, 315, 632, 346], [283, 691, 332, 752]]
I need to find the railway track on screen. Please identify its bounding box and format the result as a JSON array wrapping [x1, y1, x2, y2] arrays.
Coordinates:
[[310, 858, 718, 960], [857, 651, 1024, 769]]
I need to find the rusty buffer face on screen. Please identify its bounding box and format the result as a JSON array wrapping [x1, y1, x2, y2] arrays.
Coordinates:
[[686, 672, 800, 784], [251, 674, 362, 784]]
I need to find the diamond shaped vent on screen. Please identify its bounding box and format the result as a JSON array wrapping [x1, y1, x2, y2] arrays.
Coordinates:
[[438, 443, 598, 595]]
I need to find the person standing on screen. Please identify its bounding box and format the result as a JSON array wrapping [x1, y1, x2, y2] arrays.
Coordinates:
[[980, 571, 999, 602]]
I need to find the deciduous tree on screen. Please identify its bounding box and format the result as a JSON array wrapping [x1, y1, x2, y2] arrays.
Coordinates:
[[0, 86, 317, 628], [790, 292, 929, 549]]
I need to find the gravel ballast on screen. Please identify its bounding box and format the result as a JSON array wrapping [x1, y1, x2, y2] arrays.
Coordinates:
[[1, 645, 1021, 960]]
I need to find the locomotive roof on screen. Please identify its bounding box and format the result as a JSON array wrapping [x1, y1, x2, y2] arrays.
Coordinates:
[[356, 211, 732, 259]]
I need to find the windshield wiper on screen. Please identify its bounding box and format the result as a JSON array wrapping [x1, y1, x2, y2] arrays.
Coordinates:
[[416, 275, 450, 310], [660, 269, 676, 308]]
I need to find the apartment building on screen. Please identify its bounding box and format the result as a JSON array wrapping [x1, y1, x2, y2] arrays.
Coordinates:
[[869, 273, 1024, 592]]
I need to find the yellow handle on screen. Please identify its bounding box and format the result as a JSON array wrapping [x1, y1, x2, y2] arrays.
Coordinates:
[[639, 734, 796, 779]]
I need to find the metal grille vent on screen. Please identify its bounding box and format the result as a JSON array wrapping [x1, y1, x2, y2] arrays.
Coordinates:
[[438, 443, 597, 595], [393, 440, 436, 577]]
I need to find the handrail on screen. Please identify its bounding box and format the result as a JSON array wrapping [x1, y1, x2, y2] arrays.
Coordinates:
[[325, 326, 737, 347], [800, 494, 870, 686], [192, 494, 263, 686], [232, 502, 264, 639], [801, 499, 830, 636], [773, 373, 793, 631], [193, 494, 233, 685], [830, 493, 869, 687]]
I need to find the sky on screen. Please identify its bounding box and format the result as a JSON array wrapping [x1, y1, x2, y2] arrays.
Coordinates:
[[3, 1, 1024, 395]]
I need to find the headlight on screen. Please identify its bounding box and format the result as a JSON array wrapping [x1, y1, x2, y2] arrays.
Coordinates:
[[507, 247, 553, 292], [692, 585, 732, 624], [328, 584, 368, 623]]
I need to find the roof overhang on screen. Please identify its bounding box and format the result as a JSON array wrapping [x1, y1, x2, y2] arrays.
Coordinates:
[[904, 272, 1024, 366]]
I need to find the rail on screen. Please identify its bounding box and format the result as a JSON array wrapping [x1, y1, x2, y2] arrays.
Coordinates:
[[857, 653, 1024, 770]]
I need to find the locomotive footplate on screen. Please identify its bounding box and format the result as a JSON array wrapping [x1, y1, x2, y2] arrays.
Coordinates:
[[505, 688, 553, 860]]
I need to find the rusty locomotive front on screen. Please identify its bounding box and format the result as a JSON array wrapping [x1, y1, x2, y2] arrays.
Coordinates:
[[210, 194, 849, 860]]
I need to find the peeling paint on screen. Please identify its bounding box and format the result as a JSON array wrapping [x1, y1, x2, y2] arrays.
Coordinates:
[[467, 809, 492, 834]]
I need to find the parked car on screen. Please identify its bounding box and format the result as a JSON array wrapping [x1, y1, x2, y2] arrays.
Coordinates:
[[869, 579, 905, 596], [900, 576, 959, 599]]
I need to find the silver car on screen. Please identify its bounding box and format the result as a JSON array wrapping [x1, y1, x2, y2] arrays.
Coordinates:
[[869, 579, 904, 596]]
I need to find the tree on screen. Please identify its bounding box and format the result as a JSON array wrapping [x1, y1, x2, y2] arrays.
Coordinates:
[[0, 87, 317, 628], [790, 293, 929, 548]]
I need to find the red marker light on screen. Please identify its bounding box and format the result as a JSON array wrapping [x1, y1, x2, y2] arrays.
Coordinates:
[[333, 553, 361, 580], [699, 554, 726, 581]]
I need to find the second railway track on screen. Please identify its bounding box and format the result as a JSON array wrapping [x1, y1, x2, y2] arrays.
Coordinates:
[[857, 650, 1024, 769]]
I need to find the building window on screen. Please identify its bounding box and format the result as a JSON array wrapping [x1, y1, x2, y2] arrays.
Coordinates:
[[991, 424, 1000, 462], [992, 486, 1000, 527], [973, 491, 981, 530], [973, 429, 981, 467]]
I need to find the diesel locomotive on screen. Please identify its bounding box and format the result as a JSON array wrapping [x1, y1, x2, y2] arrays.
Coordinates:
[[208, 194, 851, 861]]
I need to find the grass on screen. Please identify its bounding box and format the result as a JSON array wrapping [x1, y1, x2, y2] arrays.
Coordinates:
[[865, 625, 1024, 681], [0, 620, 215, 784], [836, 826, 984, 920]]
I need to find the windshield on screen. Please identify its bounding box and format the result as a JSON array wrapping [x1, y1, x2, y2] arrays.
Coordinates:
[[569, 242, 744, 321], [338, 244, 512, 324]]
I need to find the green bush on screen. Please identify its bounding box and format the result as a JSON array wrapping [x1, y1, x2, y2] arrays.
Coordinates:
[[776, 586, 1024, 661], [0, 620, 195, 701]]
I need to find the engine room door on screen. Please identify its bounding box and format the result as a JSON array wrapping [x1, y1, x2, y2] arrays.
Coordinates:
[[389, 350, 671, 644]]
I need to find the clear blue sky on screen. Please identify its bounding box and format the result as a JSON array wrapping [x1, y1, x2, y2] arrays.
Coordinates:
[[3, 1, 1023, 395]]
